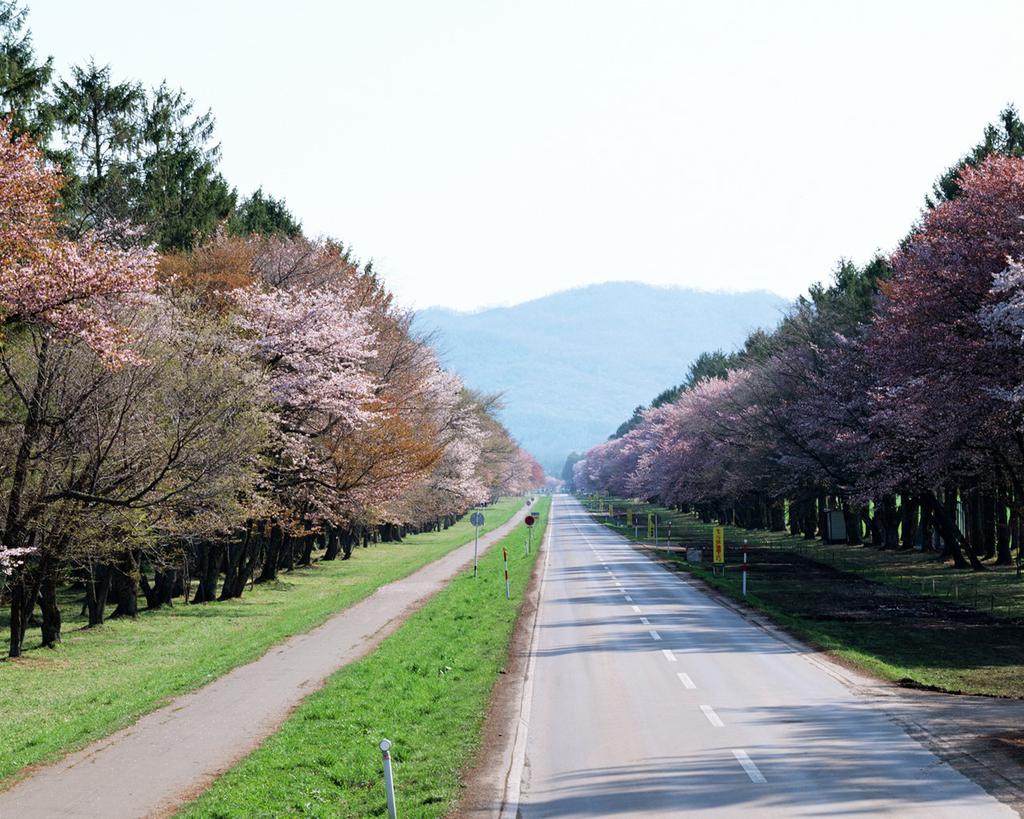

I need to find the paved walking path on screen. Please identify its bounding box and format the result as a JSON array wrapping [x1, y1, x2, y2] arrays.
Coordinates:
[[0, 507, 530, 819]]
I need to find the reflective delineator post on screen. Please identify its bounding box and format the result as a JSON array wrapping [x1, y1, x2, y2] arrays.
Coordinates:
[[380, 739, 397, 819], [742, 539, 748, 597], [503, 546, 510, 599]]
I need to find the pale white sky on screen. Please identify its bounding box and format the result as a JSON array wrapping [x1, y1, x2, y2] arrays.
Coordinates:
[[29, 1, 1024, 310]]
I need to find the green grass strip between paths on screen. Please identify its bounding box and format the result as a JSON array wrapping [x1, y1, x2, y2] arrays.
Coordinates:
[[0, 497, 525, 784], [180, 496, 551, 819]]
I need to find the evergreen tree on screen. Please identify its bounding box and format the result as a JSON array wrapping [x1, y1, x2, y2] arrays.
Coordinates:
[[49, 60, 144, 234], [0, 1, 52, 141], [928, 105, 1024, 207], [229, 187, 301, 237], [137, 83, 234, 250]]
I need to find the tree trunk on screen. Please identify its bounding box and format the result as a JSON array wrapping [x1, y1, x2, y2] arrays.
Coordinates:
[[323, 526, 340, 561], [297, 534, 315, 567], [39, 570, 61, 648], [110, 551, 140, 618], [85, 562, 112, 626], [996, 490, 1013, 565], [193, 543, 223, 603], [258, 525, 282, 583], [922, 491, 985, 570], [8, 572, 39, 657]]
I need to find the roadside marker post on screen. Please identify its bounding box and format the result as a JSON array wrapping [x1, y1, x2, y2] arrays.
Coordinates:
[[380, 739, 398, 819], [742, 539, 748, 596], [470, 511, 485, 577], [503, 547, 510, 599]]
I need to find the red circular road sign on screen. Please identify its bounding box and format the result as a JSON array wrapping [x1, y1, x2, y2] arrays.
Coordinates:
[[525, 515, 536, 527]]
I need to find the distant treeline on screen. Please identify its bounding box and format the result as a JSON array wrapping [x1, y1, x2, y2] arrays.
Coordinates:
[[571, 108, 1024, 571]]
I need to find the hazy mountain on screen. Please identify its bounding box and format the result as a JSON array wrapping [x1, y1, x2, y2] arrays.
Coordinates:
[[415, 282, 788, 474]]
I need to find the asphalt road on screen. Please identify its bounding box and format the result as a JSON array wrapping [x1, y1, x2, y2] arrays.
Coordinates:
[[510, 495, 1015, 817]]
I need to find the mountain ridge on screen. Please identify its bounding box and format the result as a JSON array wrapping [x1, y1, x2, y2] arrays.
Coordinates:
[[415, 281, 788, 473]]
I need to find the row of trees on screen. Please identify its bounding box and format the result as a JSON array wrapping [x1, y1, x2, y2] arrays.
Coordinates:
[[573, 109, 1024, 573], [0, 3, 542, 657]]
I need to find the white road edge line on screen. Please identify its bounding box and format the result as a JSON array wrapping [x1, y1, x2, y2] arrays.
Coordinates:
[[662, 649, 676, 662], [677, 672, 696, 689], [500, 499, 557, 819], [649, 630, 662, 641], [701, 704, 724, 727], [732, 749, 767, 783]]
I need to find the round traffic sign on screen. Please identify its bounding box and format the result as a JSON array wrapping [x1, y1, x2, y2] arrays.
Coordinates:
[[470, 511, 485, 527], [525, 515, 535, 527]]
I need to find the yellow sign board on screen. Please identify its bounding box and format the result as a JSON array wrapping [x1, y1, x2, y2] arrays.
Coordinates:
[[712, 527, 725, 564]]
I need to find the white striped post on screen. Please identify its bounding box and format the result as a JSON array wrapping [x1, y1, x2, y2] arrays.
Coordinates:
[[380, 739, 397, 819], [742, 539, 748, 596]]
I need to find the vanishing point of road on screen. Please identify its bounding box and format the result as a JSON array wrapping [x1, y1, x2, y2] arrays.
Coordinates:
[[505, 495, 1013, 817]]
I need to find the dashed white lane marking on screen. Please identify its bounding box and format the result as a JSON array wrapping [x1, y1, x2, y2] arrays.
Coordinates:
[[624, 595, 633, 602], [614, 581, 622, 586], [631, 605, 641, 613], [701, 705, 724, 727], [648, 630, 662, 641], [640, 617, 650, 625], [662, 649, 676, 662], [677, 672, 696, 689], [732, 750, 767, 783], [606, 570, 613, 575]]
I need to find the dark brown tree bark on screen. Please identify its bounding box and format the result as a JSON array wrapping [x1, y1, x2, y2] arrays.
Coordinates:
[[257, 525, 282, 583], [38, 569, 61, 647], [85, 562, 112, 626], [192, 543, 223, 603]]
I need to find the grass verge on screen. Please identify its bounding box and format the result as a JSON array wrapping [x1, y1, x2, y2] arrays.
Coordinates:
[[178, 496, 550, 819], [0, 497, 524, 784], [589, 497, 1024, 698]]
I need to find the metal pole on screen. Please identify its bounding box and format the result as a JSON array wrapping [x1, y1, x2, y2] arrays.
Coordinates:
[[380, 739, 397, 819], [504, 547, 510, 599], [527, 525, 532, 555], [655, 517, 659, 552], [473, 525, 479, 577], [742, 539, 748, 597]]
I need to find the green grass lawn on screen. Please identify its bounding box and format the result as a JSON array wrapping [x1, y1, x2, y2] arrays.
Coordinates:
[[590, 497, 1024, 698], [179, 496, 551, 819], [0, 497, 524, 785]]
